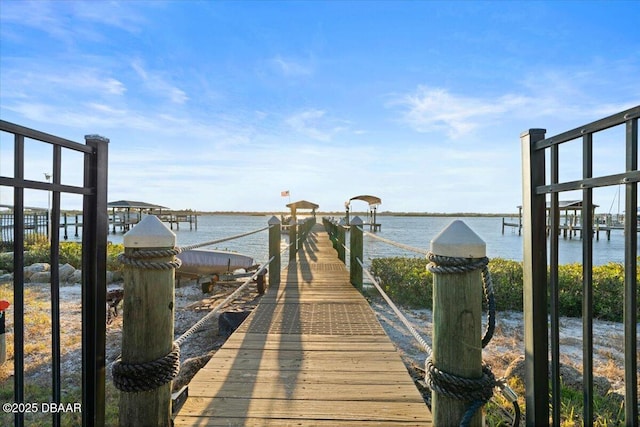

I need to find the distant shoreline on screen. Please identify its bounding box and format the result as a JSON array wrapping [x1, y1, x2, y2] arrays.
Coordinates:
[[196, 211, 519, 218]]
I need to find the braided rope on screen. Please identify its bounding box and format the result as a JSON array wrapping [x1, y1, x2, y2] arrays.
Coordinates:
[[112, 343, 180, 392], [174, 258, 272, 347], [360, 260, 432, 358], [364, 231, 429, 255], [178, 226, 269, 252], [118, 247, 183, 270], [118, 253, 182, 270], [426, 359, 496, 403], [426, 252, 496, 348], [124, 248, 181, 258]]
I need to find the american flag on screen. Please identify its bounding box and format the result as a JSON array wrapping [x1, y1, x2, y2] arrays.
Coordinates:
[[281, 190, 290, 197]]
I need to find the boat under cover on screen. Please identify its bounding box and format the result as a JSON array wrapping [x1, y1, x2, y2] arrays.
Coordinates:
[[176, 249, 254, 276]]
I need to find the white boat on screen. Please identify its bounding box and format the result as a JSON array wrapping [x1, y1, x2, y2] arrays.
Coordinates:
[[176, 249, 254, 276]]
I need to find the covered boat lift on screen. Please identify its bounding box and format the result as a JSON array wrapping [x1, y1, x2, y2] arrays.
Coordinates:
[[107, 200, 170, 233], [346, 195, 382, 231]]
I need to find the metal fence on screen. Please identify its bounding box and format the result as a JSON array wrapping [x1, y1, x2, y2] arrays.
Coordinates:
[[521, 106, 639, 425], [0, 120, 109, 427]]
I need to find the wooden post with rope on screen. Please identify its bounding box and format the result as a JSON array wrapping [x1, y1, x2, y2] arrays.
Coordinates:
[[337, 218, 346, 263], [430, 220, 485, 426], [289, 207, 297, 261], [118, 215, 178, 427], [268, 216, 281, 288], [349, 216, 363, 290]]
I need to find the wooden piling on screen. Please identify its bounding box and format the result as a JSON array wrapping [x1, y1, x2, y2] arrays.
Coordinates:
[[430, 220, 485, 426], [119, 216, 177, 427], [289, 208, 297, 261], [337, 219, 346, 263], [268, 216, 281, 288], [349, 216, 363, 290]]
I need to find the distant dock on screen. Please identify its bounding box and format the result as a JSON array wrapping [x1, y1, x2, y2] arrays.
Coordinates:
[[502, 202, 632, 241], [0, 209, 198, 246]]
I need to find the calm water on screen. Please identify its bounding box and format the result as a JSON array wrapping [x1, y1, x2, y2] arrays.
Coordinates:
[[102, 214, 634, 266]]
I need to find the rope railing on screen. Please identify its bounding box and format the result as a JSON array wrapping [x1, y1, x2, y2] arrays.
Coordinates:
[[179, 225, 270, 252], [175, 258, 273, 346], [363, 230, 428, 255], [358, 257, 431, 356]]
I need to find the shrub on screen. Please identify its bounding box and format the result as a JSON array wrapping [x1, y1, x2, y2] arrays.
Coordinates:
[[0, 240, 124, 273], [369, 256, 636, 322], [488, 258, 523, 312], [370, 257, 432, 308]]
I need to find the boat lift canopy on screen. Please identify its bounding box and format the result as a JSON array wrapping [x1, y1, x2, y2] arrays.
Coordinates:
[[346, 195, 382, 231], [348, 195, 381, 207]]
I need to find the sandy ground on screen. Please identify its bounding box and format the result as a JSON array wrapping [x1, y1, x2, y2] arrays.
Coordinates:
[[369, 297, 635, 397], [1, 277, 634, 404]]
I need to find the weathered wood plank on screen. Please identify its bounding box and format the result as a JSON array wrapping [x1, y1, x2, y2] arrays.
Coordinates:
[[187, 382, 425, 401], [196, 354, 410, 372], [174, 417, 429, 426], [177, 397, 431, 422], [186, 369, 419, 385]]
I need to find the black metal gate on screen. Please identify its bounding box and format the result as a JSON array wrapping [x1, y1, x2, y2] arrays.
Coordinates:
[[0, 120, 109, 427], [521, 106, 638, 425]]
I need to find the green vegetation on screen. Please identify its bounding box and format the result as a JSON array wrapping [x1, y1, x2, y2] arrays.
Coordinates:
[[370, 256, 640, 322], [369, 256, 637, 425], [0, 235, 124, 273]]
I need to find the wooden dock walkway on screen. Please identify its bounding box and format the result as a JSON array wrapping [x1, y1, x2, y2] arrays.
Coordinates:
[[174, 223, 432, 426]]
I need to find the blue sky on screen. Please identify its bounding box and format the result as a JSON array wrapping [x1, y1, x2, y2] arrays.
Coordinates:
[[1, 1, 638, 213]]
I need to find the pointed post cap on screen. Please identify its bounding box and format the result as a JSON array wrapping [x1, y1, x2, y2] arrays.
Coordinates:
[[430, 220, 485, 258], [268, 215, 281, 225], [350, 216, 363, 226], [123, 215, 176, 248], [338, 218, 346, 226]]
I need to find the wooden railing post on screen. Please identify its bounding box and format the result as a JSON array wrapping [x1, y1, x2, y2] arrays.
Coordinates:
[[349, 216, 363, 290], [337, 219, 346, 263], [430, 220, 485, 426], [329, 220, 337, 249], [268, 216, 281, 288], [118, 216, 177, 427], [289, 218, 297, 261]]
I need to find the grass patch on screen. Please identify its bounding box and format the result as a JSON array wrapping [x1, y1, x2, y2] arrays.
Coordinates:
[[0, 283, 120, 426]]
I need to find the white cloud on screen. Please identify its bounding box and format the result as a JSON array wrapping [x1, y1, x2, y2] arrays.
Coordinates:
[[131, 59, 188, 105], [394, 86, 531, 138], [271, 55, 313, 77], [394, 62, 639, 139], [285, 109, 350, 142]]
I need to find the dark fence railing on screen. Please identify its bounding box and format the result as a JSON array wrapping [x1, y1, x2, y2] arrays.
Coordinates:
[[0, 120, 109, 427], [521, 105, 639, 425]]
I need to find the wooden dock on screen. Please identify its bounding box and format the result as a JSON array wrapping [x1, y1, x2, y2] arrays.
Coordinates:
[[173, 223, 432, 426]]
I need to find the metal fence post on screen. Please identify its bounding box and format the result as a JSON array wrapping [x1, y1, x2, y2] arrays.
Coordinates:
[[349, 216, 363, 290], [430, 220, 485, 426], [520, 128, 549, 425], [118, 216, 177, 427], [268, 216, 281, 288]]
